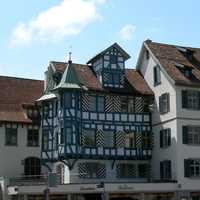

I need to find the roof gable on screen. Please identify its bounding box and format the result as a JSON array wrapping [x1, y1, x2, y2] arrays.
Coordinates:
[[86, 43, 130, 64], [140, 40, 200, 87]]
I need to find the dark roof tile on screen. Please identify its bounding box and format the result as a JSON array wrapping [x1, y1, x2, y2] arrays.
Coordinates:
[[0, 76, 43, 123]]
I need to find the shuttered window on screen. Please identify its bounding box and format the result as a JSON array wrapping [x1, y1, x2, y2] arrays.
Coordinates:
[[160, 128, 171, 148], [182, 126, 200, 145], [159, 93, 170, 114], [153, 65, 161, 86], [182, 90, 200, 110], [160, 160, 172, 179]]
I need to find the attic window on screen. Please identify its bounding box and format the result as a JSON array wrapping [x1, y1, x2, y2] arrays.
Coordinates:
[[176, 46, 194, 61], [175, 63, 192, 78], [146, 50, 149, 60]]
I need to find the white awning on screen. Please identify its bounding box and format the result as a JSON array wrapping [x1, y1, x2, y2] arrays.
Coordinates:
[[36, 93, 57, 102]]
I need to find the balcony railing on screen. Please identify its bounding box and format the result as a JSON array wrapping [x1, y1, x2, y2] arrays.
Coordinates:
[[82, 111, 151, 123], [56, 145, 152, 160], [8, 175, 47, 186]]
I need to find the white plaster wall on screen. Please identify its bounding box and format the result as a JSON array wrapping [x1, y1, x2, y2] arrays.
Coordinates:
[[139, 51, 178, 180], [139, 53, 177, 125], [176, 119, 200, 190], [151, 120, 178, 180], [0, 124, 41, 177], [139, 47, 200, 191]]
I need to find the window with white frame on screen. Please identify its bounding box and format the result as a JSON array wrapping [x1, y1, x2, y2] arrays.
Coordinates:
[[185, 159, 200, 177], [182, 90, 200, 110], [183, 126, 200, 145], [159, 93, 170, 114], [190, 160, 200, 177]]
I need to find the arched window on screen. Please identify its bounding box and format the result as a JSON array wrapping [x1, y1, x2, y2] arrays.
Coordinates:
[[24, 157, 41, 177], [56, 164, 65, 184]]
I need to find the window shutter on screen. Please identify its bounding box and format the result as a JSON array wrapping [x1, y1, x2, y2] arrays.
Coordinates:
[[160, 130, 163, 148], [198, 92, 200, 110], [160, 162, 164, 179], [159, 96, 163, 113], [184, 159, 191, 177], [167, 93, 170, 112], [167, 161, 172, 179], [153, 67, 157, 85], [168, 129, 171, 146], [182, 126, 188, 144], [182, 90, 188, 108]]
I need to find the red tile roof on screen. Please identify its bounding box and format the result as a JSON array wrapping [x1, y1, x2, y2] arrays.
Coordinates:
[[0, 76, 44, 123], [146, 40, 200, 86], [51, 61, 153, 95]]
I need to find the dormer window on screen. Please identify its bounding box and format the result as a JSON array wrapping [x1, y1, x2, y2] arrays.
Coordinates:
[[175, 63, 192, 78], [176, 46, 194, 61]]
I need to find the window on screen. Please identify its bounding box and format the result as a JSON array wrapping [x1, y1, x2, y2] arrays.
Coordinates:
[[142, 132, 152, 148], [159, 93, 170, 114], [125, 132, 136, 148], [98, 96, 104, 112], [121, 97, 135, 113], [182, 90, 200, 110], [183, 126, 200, 145], [113, 74, 120, 85], [138, 163, 149, 178], [184, 159, 200, 178], [82, 129, 96, 147], [110, 54, 117, 64], [160, 160, 171, 179], [60, 128, 64, 145], [160, 128, 171, 148], [104, 131, 114, 147], [79, 162, 106, 178], [89, 96, 96, 112], [5, 128, 17, 146], [146, 50, 149, 60], [24, 157, 41, 177], [27, 109, 39, 119], [116, 164, 136, 178], [65, 93, 72, 108], [43, 103, 50, 117], [27, 129, 39, 147], [89, 96, 104, 112], [43, 129, 49, 150], [153, 65, 161, 85]]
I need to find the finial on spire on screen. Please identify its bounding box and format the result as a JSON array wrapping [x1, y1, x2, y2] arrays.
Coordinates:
[[68, 45, 72, 64]]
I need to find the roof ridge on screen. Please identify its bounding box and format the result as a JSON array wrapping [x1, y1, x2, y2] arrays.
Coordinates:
[[148, 41, 200, 50], [0, 75, 43, 82]]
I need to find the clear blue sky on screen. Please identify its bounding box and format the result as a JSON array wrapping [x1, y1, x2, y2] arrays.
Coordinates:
[[0, 0, 200, 80]]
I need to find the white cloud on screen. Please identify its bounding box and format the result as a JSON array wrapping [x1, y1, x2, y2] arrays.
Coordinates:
[[119, 24, 136, 41], [11, 0, 105, 46]]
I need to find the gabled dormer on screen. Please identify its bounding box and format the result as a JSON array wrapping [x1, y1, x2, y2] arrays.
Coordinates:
[[87, 43, 130, 88]]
